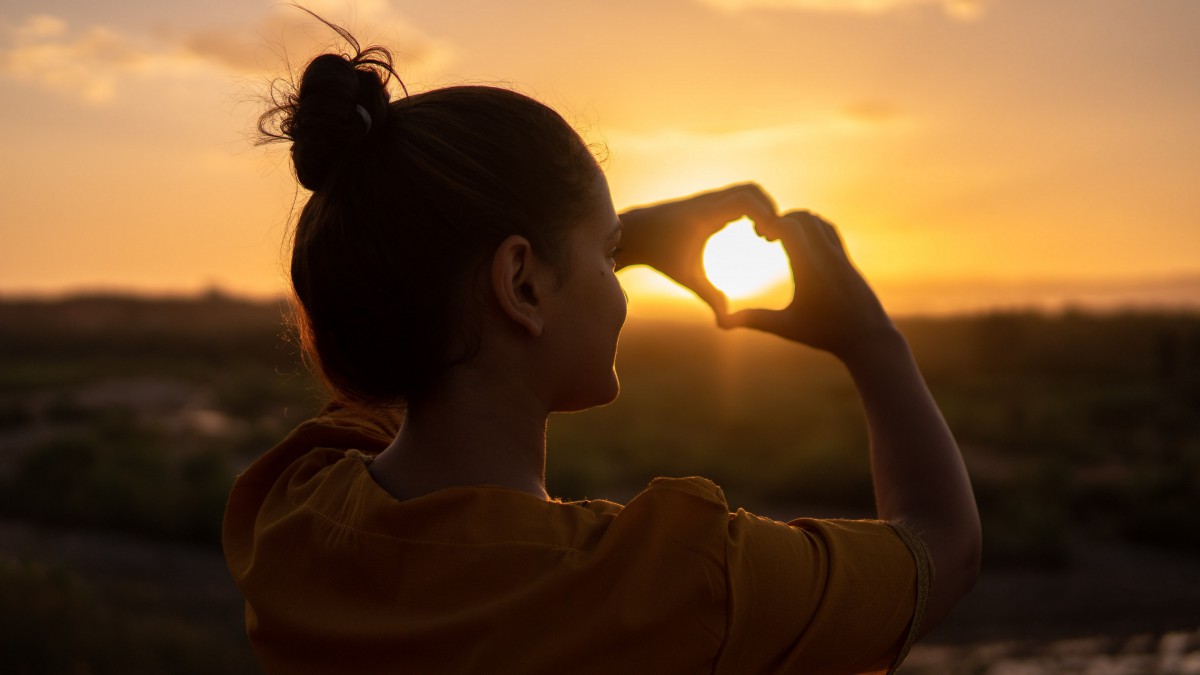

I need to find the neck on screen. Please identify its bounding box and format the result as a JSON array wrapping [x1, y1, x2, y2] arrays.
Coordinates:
[[368, 367, 551, 501]]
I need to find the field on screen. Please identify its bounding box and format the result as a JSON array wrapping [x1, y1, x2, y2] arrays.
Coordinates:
[[1, 293, 1199, 673]]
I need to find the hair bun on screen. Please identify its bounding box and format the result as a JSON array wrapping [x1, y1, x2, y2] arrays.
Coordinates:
[[286, 54, 390, 191], [257, 17, 399, 193]]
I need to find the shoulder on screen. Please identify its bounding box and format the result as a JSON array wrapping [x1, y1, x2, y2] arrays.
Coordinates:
[[229, 402, 399, 503], [287, 401, 403, 453], [223, 403, 401, 565], [642, 475, 728, 502], [613, 476, 732, 538]]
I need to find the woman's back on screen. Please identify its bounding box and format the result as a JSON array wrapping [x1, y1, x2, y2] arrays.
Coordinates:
[[224, 405, 930, 674]]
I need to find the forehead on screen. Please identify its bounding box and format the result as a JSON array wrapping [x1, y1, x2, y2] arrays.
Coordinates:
[[558, 171, 616, 250], [581, 169, 619, 236]]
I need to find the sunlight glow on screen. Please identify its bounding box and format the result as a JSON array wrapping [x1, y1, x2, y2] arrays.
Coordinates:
[[702, 218, 792, 301]]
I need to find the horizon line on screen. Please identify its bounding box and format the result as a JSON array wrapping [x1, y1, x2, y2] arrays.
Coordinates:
[[4, 273, 1200, 320]]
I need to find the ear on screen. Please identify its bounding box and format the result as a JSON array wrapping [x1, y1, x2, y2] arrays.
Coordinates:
[[491, 234, 545, 338]]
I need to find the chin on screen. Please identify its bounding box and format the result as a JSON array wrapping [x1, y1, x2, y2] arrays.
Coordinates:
[[596, 372, 620, 406], [556, 371, 620, 412]]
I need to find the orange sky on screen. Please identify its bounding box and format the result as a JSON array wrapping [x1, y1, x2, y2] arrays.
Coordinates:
[[2, 0, 1198, 315]]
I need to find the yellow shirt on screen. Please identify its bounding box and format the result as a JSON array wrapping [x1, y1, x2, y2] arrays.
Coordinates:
[[223, 404, 931, 675]]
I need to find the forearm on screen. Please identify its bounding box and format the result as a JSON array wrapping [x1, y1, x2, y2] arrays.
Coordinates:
[[840, 328, 981, 632], [715, 206, 978, 631]]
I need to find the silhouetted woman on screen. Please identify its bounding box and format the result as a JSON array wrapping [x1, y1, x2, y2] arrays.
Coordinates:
[[223, 21, 980, 675]]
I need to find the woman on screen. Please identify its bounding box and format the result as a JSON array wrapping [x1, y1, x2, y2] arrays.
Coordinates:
[[223, 23, 980, 675]]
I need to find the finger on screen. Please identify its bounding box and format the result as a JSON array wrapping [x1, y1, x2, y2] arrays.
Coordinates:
[[773, 212, 853, 298], [686, 275, 729, 320], [808, 212, 848, 256], [780, 210, 843, 263], [721, 307, 788, 334], [692, 182, 777, 212], [695, 183, 779, 230], [774, 211, 825, 264], [752, 216, 786, 242], [763, 208, 821, 244], [725, 182, 779, 220], [781, 209, 818, 221]]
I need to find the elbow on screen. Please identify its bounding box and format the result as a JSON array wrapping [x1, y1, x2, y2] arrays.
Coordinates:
[[943, 508, 983, 598], [899, 509, 982, 598], [953, 522, 983, 599], [906, 513, 982, 637], [965, 503, 983, 573], [941, 515, 983, 620]]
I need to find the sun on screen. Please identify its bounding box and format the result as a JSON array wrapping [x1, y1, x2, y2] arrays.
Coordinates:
[[702, 217, 792, 308]]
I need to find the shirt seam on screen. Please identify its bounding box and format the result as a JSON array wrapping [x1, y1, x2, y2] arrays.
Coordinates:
[[883, 520, 935, 674], [709, 521, 735, 675]]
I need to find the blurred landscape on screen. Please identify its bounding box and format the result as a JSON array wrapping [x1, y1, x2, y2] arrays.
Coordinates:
[[2, 293, 1199, 673]]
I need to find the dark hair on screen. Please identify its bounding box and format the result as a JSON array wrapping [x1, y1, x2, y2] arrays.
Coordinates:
[[259, 19, 599, 407]]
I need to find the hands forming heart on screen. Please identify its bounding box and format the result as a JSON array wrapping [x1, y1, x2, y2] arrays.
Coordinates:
[[617, 183, 896, 358], [616, 183, 779, 319]]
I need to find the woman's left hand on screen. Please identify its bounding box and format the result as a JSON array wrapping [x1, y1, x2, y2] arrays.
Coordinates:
[[616, 183, 779, 321]]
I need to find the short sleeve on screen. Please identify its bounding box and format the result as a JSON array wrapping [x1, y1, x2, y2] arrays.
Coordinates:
[[715, 512, 932, 675]]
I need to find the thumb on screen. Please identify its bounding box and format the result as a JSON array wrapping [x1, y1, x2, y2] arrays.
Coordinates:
[[688, 278, 729, 323], [720, 307, 789, 335]]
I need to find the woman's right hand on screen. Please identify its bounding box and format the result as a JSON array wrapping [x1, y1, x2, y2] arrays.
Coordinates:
[[722, 210, 897, 359]]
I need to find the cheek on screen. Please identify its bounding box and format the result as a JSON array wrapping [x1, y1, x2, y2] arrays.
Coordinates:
[[616, 284, 628, 327], [605, 271, 627, 328]]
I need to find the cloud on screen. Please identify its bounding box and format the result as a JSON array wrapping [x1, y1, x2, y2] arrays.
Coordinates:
[[0, 5, 455, 104], [839, 100, 903, 124], [604, 111, 906, 162], [0, 15, 206, 103], [14, 14, 67, 40], [169, 3, 456, 78], [598, 109, 913, 208], [697, 0, 989, 20]]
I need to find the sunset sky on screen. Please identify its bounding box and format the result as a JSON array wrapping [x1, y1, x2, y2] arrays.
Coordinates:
[[2, 0, 1197, 315]]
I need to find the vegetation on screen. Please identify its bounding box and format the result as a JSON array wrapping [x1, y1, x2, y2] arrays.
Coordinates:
[[2, 295, 1199, 560], [551, 309, 1200, 568], [0, 552, 257, 674]]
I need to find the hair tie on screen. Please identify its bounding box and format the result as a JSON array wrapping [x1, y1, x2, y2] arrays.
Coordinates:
[[355, 104, 372, 132]]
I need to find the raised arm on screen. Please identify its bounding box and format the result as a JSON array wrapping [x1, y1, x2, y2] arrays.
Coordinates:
[[724, 210, 982, 635]]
